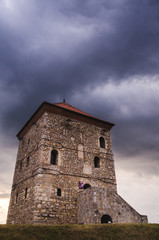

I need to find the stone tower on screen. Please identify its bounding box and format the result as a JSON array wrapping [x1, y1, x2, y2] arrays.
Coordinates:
[[7, 101, 147, 224]]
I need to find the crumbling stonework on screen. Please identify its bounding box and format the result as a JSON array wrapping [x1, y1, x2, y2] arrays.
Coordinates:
[[77, 187, 147, 224], [7, 101, 148, 224]]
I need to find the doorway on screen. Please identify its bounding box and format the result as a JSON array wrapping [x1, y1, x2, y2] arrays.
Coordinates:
[[101, 214, 112, 223]]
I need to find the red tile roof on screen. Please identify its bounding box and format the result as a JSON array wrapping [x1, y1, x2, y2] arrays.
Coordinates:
[[54, 102, 94, 118], [17, 101, 115, 139]]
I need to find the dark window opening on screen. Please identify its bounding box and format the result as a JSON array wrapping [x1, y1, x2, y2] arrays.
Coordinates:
[[66, 119, 72, 122], [25, 188, 28, 199], [16, 192, 18, 203], [26, 157, 30, 167], [57, 188, 61, 196], [28, 139, 30, 145], [99, 137, 105, 148], [50, 150, 58, 165], [101, 215, 112, 224], [83, 184, 91, 189], [94, 157, 100, 168], [19, 161, 22, 171]]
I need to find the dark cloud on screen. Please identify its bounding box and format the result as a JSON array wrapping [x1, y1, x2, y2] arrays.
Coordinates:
[[0, 0, 159, 164], [113, 117, 159, 157], [1, 0, 159, 88]]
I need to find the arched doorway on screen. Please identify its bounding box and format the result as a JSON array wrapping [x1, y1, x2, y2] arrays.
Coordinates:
[[83, 184, 91, 189], [101, 215, 112, 224]]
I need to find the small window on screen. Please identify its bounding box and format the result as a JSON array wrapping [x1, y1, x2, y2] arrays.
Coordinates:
[[94, 157, 100, 168], [50, 150, 58, 165], [83, 184, 91, 189], [99, 137, 105, 148], [26, 157, 30, 167], [19, 161, 22, 171], [25, 188, 28, 199], [57, 188, 61, 196], [16, 192, 18, 203]]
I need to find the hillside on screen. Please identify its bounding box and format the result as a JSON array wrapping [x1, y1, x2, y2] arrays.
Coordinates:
[[0, 224, 159, 240]]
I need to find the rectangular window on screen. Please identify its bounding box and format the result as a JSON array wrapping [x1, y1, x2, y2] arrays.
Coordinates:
[[19, 161, 22, 171], [25, 188, 28, 199], [57, 188, 61, 196], [26, 157, 30, 167], [16, 192, 18, 203]]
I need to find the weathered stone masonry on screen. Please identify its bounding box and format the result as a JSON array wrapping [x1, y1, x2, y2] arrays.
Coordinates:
[[7, 101, 148, 224]]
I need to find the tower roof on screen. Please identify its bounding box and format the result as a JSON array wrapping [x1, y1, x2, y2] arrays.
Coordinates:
[[17, 101, 115, 139], [54, 102, 94, 118]]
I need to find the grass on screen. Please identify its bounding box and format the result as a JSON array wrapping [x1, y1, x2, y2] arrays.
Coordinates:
[[0, 224, 159, 240]]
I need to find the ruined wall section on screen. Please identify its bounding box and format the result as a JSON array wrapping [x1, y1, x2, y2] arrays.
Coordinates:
[[77, 187, 148, 224]]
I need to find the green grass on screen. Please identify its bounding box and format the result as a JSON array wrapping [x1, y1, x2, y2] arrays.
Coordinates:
[[0, 224, 159, 240]]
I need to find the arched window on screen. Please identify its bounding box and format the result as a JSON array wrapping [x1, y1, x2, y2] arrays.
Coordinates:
[[99, 137, 105, 148], [50, 150, 58, 165], [83, 184, 91, 189], [26, 157, 30, 167], [101, 215, 112, 224], [94, 157, 100, 168], [25, 188, 28, 199], [57, 188, 61, 196]]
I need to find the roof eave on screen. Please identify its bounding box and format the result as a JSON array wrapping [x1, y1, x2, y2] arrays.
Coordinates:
[[17, 101, 115, 140]]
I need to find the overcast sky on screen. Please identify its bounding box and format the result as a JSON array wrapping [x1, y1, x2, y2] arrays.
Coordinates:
[[0, 0, 159, 224]]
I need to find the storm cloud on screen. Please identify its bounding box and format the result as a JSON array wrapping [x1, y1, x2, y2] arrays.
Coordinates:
[[0, 0, 159, 223]]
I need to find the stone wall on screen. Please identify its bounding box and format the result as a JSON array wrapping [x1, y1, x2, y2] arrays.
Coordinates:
[[77, 187, 148, 224], [7, 113, 47, 224], [7, 111, 116, 224]]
